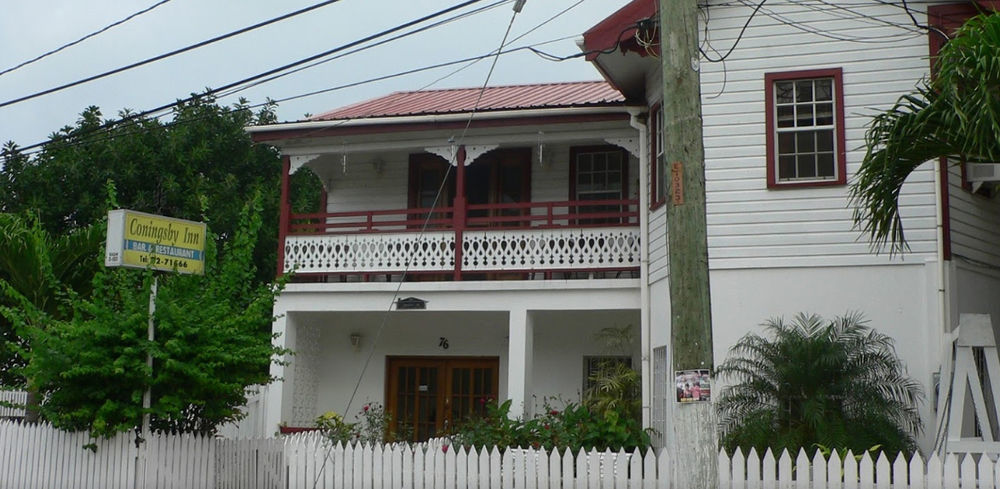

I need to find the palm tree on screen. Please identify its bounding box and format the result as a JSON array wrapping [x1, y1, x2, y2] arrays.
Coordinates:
[[0, 213, 101, 421], [715, 313, 923, 455], [850, 13, 1000, 253]]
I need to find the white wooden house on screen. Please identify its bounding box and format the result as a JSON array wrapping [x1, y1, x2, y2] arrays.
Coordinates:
[[247, 0, 1000, 452]]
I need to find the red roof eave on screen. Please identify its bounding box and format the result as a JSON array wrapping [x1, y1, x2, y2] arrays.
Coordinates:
[[582, 0, 657, 60]]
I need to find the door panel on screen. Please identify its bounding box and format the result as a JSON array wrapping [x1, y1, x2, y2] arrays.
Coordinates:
[[386, 357, 499, 442]]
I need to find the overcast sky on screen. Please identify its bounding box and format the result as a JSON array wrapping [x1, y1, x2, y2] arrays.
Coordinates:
[[0, 0, 628, 151]]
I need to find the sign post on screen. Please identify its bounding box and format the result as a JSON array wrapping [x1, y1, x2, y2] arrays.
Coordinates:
[[105, 210, 206, 439]]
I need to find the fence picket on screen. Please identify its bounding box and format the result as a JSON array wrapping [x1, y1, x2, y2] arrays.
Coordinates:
[[960, 454, 977, 489], [843, 451, 859, 489], [746, 447, 760, 489], [926, 453, 943, 489], [978, 454, 995, 489], [827, 450, 843, 489], [657, 448, 670, 489], [478, 446, 491, 489], [732, 447, 746, 489], [576, 448, 588, 489], [502, 449, 514, 489], [718, 449, 731, 489], [775, 450, 790, 489], [490, 447, 502, 489], [551, 448, 564, 489], [600, 449, 614, 489], [563, 448, 576, 489], [943, 454, 959, 489], [445, 444, 457, 489], [588, 449, 601, 489], [873, 452, 889, 489]]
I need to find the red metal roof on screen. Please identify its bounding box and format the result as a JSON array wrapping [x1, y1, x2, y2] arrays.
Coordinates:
[[310, 81, 625, 120]]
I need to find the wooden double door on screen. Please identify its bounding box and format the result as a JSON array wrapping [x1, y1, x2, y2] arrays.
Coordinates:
[[386, 357, 499, 442]]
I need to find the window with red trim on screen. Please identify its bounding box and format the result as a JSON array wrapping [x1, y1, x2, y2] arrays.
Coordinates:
[[649, 104, 666, 208], [570, 145, 628, 224], [765, 68, 847, 188]]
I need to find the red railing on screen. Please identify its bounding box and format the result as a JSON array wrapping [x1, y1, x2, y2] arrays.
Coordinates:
[[287, 199, 638, 235]]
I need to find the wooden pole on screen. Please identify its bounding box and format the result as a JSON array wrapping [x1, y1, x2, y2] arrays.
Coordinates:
[[659, 0, 718, 487]]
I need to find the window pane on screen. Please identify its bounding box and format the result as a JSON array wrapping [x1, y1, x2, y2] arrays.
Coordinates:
[[777, 106, 794, 128], [796, 105, 814, 127], [815, 79, 833, 101], [795, 80, 814, 102], [817, 153, 835, 177], [775, 81, 794, 103], [778, 133, 795, 155], [796, 132, 815, 152], [797, 155, 817, 178], [816, 103, 834, 126], [779, 155, 795, 180], [578, 155, 592, 172], [816, 130, 834, 152]]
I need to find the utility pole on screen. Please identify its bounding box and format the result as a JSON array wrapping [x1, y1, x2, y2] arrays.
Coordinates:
[[659, 0, 718, 487]]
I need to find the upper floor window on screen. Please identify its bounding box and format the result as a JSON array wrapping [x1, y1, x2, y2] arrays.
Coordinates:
[[571, 145, 628, 224], [765, 68, 846, 188]]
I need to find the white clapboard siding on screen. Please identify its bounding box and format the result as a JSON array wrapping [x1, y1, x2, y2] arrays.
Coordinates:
[[640, 1, 943, 269], [4, 421, 1000, 488], [946, 165, 1000, 267]]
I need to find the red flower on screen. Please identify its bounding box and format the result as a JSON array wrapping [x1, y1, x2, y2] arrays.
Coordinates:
[[479, 398, 486, 405], [363, 405, 370, 412], [549, 410, 559, 416], [442, 444, 449, 453], [544, 424, 550, 430], [531, 441, 540, 449]]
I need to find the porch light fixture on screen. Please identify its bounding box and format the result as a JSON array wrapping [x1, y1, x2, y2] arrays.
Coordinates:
[[395, 297, 428, 310], [349, 333, 362, 352]]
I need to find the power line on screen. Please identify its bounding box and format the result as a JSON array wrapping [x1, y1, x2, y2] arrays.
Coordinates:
[[7, 0, 491, 156], [0, 0, 347, 109], [0, 0, 175, 78], [700, 0, 767, 62]]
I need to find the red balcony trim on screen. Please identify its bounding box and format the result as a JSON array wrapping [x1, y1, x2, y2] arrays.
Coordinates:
[[277, 156, 291, 277]]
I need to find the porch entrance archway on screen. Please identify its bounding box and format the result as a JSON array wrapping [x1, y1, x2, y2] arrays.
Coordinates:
[[385, 356, 499, 442]]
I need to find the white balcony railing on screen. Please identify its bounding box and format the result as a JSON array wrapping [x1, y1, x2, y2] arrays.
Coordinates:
[[284, 226, 639, 276]]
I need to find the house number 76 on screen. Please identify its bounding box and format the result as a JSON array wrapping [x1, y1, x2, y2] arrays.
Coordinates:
[[439, 337, 449, 349]]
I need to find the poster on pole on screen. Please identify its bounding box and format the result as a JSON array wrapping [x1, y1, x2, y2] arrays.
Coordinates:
[[105, 209, 207, 275], [675, 369, 711, 403]]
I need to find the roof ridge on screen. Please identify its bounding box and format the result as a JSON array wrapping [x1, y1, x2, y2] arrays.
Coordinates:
[[394, 80, 608, 95]]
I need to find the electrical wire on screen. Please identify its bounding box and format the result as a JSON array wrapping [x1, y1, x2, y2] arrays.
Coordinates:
[[0, 0, 350, 109], [5, 0, 491, 157], [697, 0, 767, 62], [0, 0, 175, 78]]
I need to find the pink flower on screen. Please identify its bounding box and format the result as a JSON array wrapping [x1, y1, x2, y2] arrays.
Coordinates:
[[363, 405, 370, 412], [479, 398, 486, 405], [442, 445, 449, 453]]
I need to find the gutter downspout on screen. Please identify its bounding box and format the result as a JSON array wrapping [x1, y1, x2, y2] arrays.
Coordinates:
[[629, 108, 652, 427]]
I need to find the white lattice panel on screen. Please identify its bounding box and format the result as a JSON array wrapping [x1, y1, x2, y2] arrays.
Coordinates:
[[284, 232, 455, 273], [461, 227, 640, 271]]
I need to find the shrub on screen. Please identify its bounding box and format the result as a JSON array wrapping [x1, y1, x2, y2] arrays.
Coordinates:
[[715, 312, 923, 456]]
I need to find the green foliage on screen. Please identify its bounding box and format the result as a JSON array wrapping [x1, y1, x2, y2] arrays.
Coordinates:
[[715, 313, 923, 456], [2, 192, 286, 436], [447, 398, 649, 453], [851, 13, 1000, 252], [0, 213, 101, 388], [0, 96, 323, 285]]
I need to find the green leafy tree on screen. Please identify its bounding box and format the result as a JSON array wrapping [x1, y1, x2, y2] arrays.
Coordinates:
[[851, 13, 1000, 252], [1, 192, 286, 436], [0, 213, 101, 416], [0, 95, 322, 285], [715, 313, 923, 456]]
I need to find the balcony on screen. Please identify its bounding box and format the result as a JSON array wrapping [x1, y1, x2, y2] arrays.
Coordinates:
[[280, 199, 640, 280]]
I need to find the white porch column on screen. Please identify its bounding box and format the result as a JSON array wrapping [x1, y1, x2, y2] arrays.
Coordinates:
[[264, 312, 291, 436], [506, 308, 534, 419]]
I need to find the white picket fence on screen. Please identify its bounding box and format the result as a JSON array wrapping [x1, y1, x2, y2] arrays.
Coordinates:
[[2, 420, 999, 488], [0, 388, 26, 418], [719, 446, 1000, 488]]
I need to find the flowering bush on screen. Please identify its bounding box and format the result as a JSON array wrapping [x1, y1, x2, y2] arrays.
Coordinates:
[[446, 399, 649, 452], [315, 402, 410, 445]]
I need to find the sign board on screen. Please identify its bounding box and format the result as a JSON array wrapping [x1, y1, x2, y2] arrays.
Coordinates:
[[105, 209, 207, 275], [676, 369, 711, 403]]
